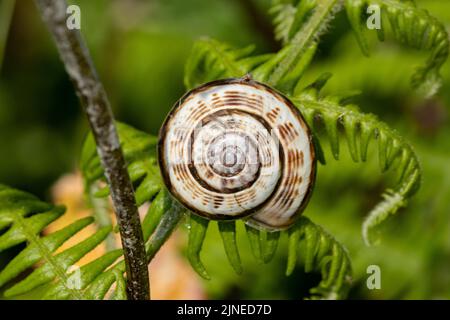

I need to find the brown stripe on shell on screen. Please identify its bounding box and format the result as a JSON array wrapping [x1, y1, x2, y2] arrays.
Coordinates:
[[285, 122, 299, 139], [233, 189, 257, 206], [266, 106, 281, 123], [267, 151, 303, 201], [287, 149, 304, 168], [273, 149, 303, 211], [223, 93, 264, 105], [213, 195, 225, 209], [223, 91, 242, 95], [278, 122, 299, 142], [212, 92, 263, 101], [187, 102, 210, 123], [212, 101, 263, 114]]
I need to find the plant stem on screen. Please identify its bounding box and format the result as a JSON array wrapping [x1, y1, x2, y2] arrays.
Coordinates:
[[267, 0, 340, 86], [146, 201, 184, 262], [34, 0, 149, 300]]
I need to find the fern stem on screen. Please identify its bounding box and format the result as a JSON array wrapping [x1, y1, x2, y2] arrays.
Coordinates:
[[267, 0, 340, 86], [145, 200, 184, 262], [34, 0, 149, 300]]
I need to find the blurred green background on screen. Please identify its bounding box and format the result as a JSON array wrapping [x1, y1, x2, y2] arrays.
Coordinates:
[[0, 0, 449, 299]]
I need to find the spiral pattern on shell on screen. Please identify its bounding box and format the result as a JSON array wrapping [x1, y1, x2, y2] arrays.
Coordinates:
[[158, 77, 316, 230]]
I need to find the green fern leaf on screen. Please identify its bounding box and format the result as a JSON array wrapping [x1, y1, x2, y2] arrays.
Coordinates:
[[81, 122, 184, 256], [0, 186, 63, 252], [184, 37, 317, 96], [218, 221, 243, 274], [81, 122, 162, 206], [83, 262, 126, 300], [270, 0, 319, 45], [345, 0, 450, 97], [0, 216, 93, 288], [185, 213, 351, 299], [41, 249, 122, 300], [112, 269, 127, 300], [145, 189, 185, 262], [0, 185, 126, 299], [270, 0, 297, 44], [294, 75, 421, 245], [4, 226, 112, 297], [183, 38, 271, 90], [267, 0, 342, 86], [244, 224, 280, 264], [0, 182, 176, 300], [187, 214, 211, 280], [286, 217, 352, 299]]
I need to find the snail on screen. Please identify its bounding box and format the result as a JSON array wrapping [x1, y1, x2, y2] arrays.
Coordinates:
[[158, 76, 316, 231]]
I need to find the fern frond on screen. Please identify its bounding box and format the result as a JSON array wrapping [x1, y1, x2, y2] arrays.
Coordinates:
[[82, 261, 126, 300], [187, 215, 281, 279], [186, 213, 352, 299], [294, 75, 421, 245], [185, 37, 317, 95], [39, 249, 122, 300], [218, 221, 243, 274], [345, 0, 450, 97], [0, 185, 123, 299], [267, 0, 342, 86], [81, 122, 162, 206], [0, 187, 64, 253], [3, 226, 114, 298], [0, 186, 181, 299], [111, 269, 127, 300], [181, 7, 430, 290], [245, 225, 280, 264], [270, 0, 297, 44], [286, 216, 352, 299], [270, 0, 318, 45], [187, 214, 211, 280], [145, 188, 185, 261], [183, 38, 272, 90]]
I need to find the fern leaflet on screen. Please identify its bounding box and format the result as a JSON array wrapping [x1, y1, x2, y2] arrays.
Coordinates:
[[294, 74, 421, 244], [345, 0, 449, 97], [0, 185, 122, 299]]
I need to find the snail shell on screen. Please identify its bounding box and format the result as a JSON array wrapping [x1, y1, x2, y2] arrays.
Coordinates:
[[158, 77, 316, 231]]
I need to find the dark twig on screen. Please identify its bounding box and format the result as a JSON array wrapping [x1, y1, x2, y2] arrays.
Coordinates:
[[34, 0, 149, 300]]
